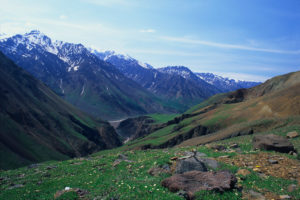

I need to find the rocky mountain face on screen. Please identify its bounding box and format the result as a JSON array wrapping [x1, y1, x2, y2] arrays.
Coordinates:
[[0, 31, 173, 120], [196, 72, 261, 92], [0, 52, 122, 169], [93, 50, 260, 107], [92, 51, 221, 109]]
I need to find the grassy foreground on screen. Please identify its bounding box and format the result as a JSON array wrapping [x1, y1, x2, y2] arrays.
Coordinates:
[[1, 127, 300, 200]]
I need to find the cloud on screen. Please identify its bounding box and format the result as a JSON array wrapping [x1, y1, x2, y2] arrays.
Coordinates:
[[140, 29, 156, 33], [161, 36, 300, 55], [195, 71, 270, 82], [82, 0, 133, 7], [59, 15, 67, 20]]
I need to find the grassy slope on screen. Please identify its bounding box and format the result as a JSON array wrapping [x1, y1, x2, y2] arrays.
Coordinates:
[[121, 71, 300, 149], [1, 125, 299, 199]]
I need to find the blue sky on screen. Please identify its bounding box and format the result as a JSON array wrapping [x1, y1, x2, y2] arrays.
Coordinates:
[[0, 0, 299, 81]]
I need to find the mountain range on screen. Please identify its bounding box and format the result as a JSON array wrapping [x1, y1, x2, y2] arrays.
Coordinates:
[[0, 30, 260, 120], [0, 31, 174, 120], [92, 50, 260, 108]]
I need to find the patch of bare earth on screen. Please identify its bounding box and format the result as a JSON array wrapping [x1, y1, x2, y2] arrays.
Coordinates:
[[216, 152, 300, 182]]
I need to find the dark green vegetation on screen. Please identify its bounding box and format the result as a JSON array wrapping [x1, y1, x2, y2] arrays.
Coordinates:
[[0, 52, 121, 170]]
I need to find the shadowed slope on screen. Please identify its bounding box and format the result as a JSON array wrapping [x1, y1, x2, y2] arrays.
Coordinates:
[[0, 52, 121, 169]]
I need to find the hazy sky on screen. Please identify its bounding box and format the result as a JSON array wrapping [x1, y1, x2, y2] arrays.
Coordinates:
[[0, 0, 300, 81]]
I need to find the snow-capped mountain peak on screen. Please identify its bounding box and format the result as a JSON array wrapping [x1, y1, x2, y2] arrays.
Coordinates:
[[90, 48, 153, 69], [158, 66, 194, 79]]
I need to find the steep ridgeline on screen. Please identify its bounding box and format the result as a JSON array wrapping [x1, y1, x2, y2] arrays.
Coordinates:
[[92, 50, 220, 109], [159, 66, 260, 92], [0, 30, 172, 120], [123, 71, 300, 150], [0, 52, 121, 169], [196, 72, 261, 92]]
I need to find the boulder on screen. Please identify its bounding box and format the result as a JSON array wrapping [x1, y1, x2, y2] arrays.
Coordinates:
[[175, 157, 207, 174], [252, 134, 295, 153], [162, 170, 237, 199], [286, 131, 299, 139]]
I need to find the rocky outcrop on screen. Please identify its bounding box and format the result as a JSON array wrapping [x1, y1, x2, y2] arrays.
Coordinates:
[[252, 134, 295, 153], [162, 170, 237, 199], [116, 116, 164, 142]]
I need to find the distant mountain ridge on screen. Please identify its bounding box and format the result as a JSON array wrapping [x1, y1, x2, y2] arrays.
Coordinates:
[[0, 30, 175, 120], [196, 72, 261, 92], [92, 50, 221, 109]]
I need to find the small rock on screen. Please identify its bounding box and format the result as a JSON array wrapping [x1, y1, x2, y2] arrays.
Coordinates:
[[54, 188, 88, 199], [229, 143, 239, 148], [236, 169, 251, 176], [249, 190, 266, 200], [268, 159, 278, 164], [279, 195, 291, 199], [210, 145, 226, 151], [37, 181, 42, 185], [46, 165, 57, 170], [286, 131, 299, 138], [183, 151, 207, 158], [8, 184, 24, 190], [218, 155, 230, 158], [253, 168, 261, 172], [148, 167, 170, 176], [258, 173, 268, 179], [287, 184, 297, 192], [113, 154, 133, 167], [170, 157, 178, 161], [252, 134, 295, 153], [65, 187, 71, 191], [28, 164, 40, 169], [176, 190, 189, 199]]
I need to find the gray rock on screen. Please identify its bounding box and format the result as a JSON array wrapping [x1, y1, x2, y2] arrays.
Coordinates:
[[229, 143, 239, 148], [287, 184, 297, 192], [268, 159, 278, 164], [252, 134, 295, 153], [176, 190, 189, 199], [183, 151, 207, 158], [199, 158, 219, 170], [249, 190, 265, 200], [28, 164, 40, 169], [8, 184, 24, 190], [175, 157, 207, 174]]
